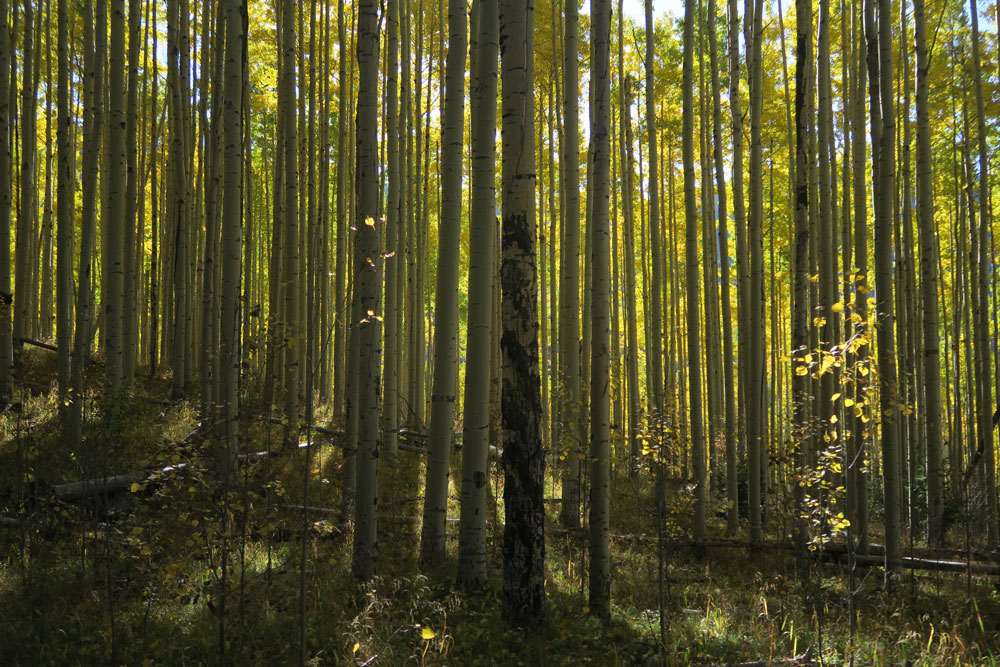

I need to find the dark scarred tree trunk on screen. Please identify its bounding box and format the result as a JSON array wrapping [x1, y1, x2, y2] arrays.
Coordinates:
[[500, 0, 544, 627]]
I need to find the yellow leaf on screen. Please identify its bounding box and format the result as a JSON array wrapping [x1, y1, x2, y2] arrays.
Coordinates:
[[829, 414, 838, 424], [130, 482, 142, 493], [813, 316, 827, 327], [365, 216, 376, 227], [132, 526, 144, 536], [795, 366, 809, 376], [831, 393, 841, 403], [844, 398, 855, 407], [831, 302, 844, 313], [352, 642, 360, 654], [421, 627, 435, 640]]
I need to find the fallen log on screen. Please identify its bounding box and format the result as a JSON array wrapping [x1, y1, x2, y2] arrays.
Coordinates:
[[50, 462, 191, 502], [51, 470, 149, 502], [16, 337, 58, 352]]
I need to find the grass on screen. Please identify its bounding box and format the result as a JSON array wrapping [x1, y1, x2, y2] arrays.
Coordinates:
[[1, 348, 1000, 665]]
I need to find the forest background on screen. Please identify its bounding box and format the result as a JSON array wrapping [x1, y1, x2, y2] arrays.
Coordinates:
[[2, 0, 1000, 662]]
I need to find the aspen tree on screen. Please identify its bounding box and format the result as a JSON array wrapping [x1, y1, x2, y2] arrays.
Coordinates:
[[683, 0, 707, 539], [458, 0, 498, 589], [219, 0, 244, 483], [422, 0, 467, 567], [747, 0, 766, 541], [644, 0, 663, 425], [13, 0, 33, 354], [727, 0, 747, 534], [500, 0, 545, 626], [968, 0, 997, 548], [106, 0, 126, 398], [792, 0, 813, 573], [382, 0, 401, 459], [122, 0, 141, 385], [558, 0, 583, 528], [914, 0, 944, 547], [871, 0, 903, 581], [352, 0, 382, 582], [0, 0, 10, 402], [280, 0, 299, 448], [68, 0, 104, 446], [589, 0, 612, 618]]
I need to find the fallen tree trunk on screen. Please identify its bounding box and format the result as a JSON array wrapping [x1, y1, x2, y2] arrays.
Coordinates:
[[51, 470, 149, 502], [16, 337, 58, 352]]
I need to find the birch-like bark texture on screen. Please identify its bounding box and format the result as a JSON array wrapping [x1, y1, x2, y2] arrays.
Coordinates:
[[643, 0, 663, 423], [421, 0, 466, 567], [500, 0, 544, 627], [589, 0, 612, 619], [792, 0, 813, 574], [13, 0, 33, 355], [683, 0, 707, 539], [106, 0, 126, 397], [873, 0, 902, 582], [351, 0, 382, 582], [0, 0, 11, 402], [558, 0, 582, 529], [68, 0, 104, 446], [968, 0, 997, 549], [55, 0, 72, 407], [381, 0, 401, 460], [457, 0, 497, 590], [280, 0, 299, 448], [914, 0, 943, 547], [219, 0, 244, 483]]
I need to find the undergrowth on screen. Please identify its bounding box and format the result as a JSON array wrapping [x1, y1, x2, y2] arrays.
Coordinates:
[[1, 348, 999, 665]]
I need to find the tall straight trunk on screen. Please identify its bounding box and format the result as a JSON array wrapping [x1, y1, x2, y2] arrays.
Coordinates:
[[727, 0, 746, 534], [381, 0, 401, 459], [457, 0, 498, 590], [698, 11, 723, 495], [39, 0, 52, 342], [589, 0, 611, 619], [619, 71, 640, 473], [68, 0, 105, 445], [914, 0, 943, 547], [13, 0, 33, 353], [56, 0, 72, 404], [0, 0, 10, 402], [199, 0, 223, 418], [872, 0, 902, 581], [643, 0, 663, 420], [500, 0, 544, 627], [746, 0, 765, 541], [558, 0, 581, 527], [682, 0, 706, 539], [219, 0, 243, 483], [792, 0, 813, 574], [969, 0, 997, 548], [710, 0, 736, 536], [280, 0, 299, 447], [148, 0, 159, 375], [352, 0, 382, 582], [851, 1, 870, 553], [122, 0, 140, 385], [168, 0, 191, 399], [421, 0, 467, 567], [105, 0, 126, 398], [332, 0, 347, 415]]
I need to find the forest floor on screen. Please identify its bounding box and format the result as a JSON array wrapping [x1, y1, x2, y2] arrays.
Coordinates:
[[1, 347, 1000, 665]]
